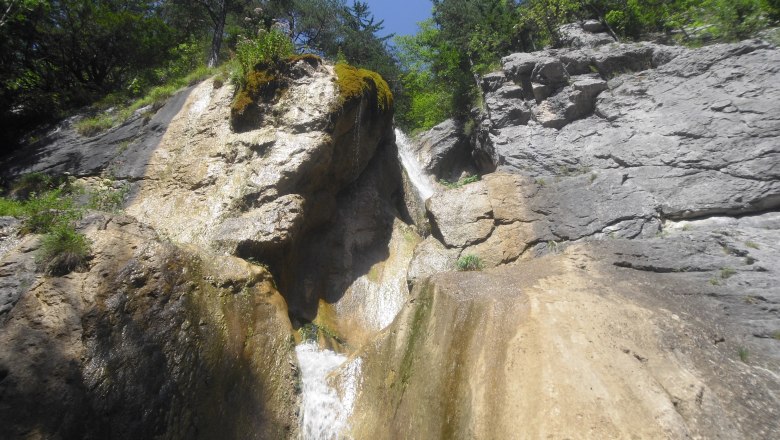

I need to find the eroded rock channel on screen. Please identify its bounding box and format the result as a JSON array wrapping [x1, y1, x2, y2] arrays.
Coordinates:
[[1, 24, 780, 439]]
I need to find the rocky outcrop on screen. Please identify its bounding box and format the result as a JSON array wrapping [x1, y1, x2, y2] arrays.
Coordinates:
[[0, 214, 298, 440], [350, 246, 780, 439], [347, 28, 780, 439], [408, 119, 475, 181], [0, 88, 194, 180], [122, 60, 396, 321], [478, 37, 779, 226], [0, 57, 403, 439]]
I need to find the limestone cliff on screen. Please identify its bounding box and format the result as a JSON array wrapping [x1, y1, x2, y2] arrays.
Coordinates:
[[0, 56, 400, 439], [349, 24, 780, 438], [1, 23, 779, 440]]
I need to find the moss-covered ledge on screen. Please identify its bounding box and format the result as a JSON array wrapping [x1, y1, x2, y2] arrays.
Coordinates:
[[334, 62, 393, 114]]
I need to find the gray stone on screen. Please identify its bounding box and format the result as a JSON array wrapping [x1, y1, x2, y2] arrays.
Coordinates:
[[212, 194, 306, 258], [478, 40, 780, 235], [558, 23, 615, 48], [583, 19, 604, 33], [426, 181, 494, 248], [411, 119, 472, 180]]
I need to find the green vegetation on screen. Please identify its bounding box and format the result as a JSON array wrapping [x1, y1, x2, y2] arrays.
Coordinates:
[[0, 172, 137, 276], [76, 66, 216, 136], [334, 63, 394, 112], [773, 330, 780, 341], [88, 181, 131, 212], [233, 28, 296, 82], [3, 0, 399, 149], [720, 267, 737, 279], [709, 278, 720, 286], [439, 174, 480, 189], [456, 254, 485, 271], [738, 346, 749, 362], [37, 223, 91, 276], [0, 179, 88, 276], [745, 241, 760, 249], [3, 0, 777, 143], [298, 322, 345, 346]]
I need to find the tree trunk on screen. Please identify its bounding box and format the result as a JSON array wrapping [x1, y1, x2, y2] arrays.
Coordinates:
[[207, 0, 227, 68]]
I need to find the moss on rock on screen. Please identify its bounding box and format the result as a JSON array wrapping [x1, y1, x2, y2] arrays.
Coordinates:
[[334, 63, 393, 113], [230, 55, 327, 132]]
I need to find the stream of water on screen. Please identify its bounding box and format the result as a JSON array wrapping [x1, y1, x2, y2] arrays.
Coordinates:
[[296, 342, 362, 440], [295, 129, 433, 439], [395, 129, 435, 201]]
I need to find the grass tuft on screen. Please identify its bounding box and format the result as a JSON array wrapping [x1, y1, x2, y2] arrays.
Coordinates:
[[37, 223, 90, 276], [456, 254, 484, 271], [440, 174, 480, 189], [738, 347, 749, 363], [720, 267, 737, 279]]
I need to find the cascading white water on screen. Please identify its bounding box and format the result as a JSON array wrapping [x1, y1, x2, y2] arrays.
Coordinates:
[[296, 342, 362, 440], [395, 129, 435, 200]]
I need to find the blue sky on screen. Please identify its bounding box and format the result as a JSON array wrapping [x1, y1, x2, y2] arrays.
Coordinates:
[[361, 0, 433, 37]]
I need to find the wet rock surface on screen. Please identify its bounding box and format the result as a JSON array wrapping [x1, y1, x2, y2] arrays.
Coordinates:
[[0, 214, 298, 440], [352, 249, 780, 439], [350, 27, 780, 439]]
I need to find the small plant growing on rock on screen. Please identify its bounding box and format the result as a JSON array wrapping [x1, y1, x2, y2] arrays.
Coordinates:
[[745, 241, 760, 249], [37, 223, 91, 276], [738, 347, 749, 363], [440, 174, 480, 189], [772, 331, 780, 341], [456, 254, 484, 271], [709, 278, 720, 286], [720, 267, 737, 279]]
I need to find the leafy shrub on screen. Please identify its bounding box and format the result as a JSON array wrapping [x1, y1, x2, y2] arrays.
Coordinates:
[[457, 254, 485, 271], [21, 189, 79, 234], [234, 28, 295, 82], [37, 223, 90, 276], [88, 181, 131, 212]]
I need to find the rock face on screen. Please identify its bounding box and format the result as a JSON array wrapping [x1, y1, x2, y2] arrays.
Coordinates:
[[351, 247, 780, 439], [0, 88, 193, 180], [409, 119, 475, 180], [123, 59, 396, 320], [0, 214, 298, 440], [0, 58, 402, 439], [479, 38, 779, 226], [347, 28, 780, 439]]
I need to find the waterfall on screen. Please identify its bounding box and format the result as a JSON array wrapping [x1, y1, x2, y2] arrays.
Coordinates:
[[395, 129, 435, 201], [296, 342, 362, 440]]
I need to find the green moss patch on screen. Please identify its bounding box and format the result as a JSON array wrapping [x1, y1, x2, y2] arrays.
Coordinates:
[[334, 63, 393, 113], [230, 56, 323, 132]]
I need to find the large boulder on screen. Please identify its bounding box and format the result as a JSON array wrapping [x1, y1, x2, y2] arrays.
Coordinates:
[[410, 119, 474, 180], [0, 214, 299, 440]]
